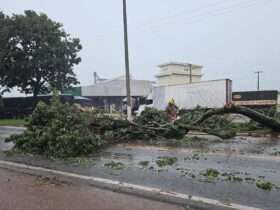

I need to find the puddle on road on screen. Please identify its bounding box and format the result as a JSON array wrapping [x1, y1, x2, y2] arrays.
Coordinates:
[[0, 127, 25, 151], [1, 127, 280, 192], [112, 135, 280, 158]]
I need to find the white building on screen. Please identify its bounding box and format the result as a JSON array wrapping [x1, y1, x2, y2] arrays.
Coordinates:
[[153, 61, 232, 110], [155, 62, 203, 86], [82, 75, 153, 97], [81, 75, 153, 111]]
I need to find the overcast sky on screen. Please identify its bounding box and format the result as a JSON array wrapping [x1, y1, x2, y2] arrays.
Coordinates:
[[1, 0, 280, 96]]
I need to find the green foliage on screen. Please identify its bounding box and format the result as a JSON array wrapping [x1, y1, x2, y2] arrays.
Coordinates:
[[0, 10, 82, 97], [156, 156, 178, 167], [203, 169, 220, 178], [245, 177, 256, 183], [6, 93, 102, 158], [227, 176, 243, 182], [94, 107, 186, 141], [138, 161, 150, 167], [179, 106, 277, 133], [256, 181, 273, 191], [0, 96, 3, 111], [135, 107, 169, 126], [179, 107, 233, 130], [135, 107, 186, 139]]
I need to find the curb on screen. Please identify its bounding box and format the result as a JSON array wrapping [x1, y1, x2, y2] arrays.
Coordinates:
[[0, 160, 262, 210]]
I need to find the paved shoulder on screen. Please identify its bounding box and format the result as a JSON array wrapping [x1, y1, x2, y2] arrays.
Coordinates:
[[0, 168, 183, 210]]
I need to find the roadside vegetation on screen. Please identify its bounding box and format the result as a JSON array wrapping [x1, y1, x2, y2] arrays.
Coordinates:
[[6, 93, 103, 158], [0, 10, 82, 98], [0, 119, 27, 127]]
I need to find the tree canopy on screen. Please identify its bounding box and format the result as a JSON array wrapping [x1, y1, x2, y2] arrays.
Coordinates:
[[0, 10, 82, 97]]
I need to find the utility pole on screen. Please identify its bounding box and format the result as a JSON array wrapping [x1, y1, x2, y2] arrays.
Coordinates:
[[93, 72, 97, 84], [255, 71, 263, 91], [189, 64, 193, 83], [122, 0, 132, 121]]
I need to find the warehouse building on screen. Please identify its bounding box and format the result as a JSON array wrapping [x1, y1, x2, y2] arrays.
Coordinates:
[[67, 75, 153, 112]]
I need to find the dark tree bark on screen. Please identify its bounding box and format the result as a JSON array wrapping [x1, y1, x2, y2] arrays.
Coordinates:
[[194, 104, 280, 132]]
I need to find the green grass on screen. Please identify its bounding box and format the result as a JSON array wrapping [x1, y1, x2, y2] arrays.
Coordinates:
[[0, 119, 27, 126]]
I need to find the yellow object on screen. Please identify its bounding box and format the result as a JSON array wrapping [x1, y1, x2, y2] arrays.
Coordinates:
[[168, 98, 175, 104]]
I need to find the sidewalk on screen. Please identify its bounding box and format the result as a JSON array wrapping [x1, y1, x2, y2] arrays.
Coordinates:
[[0, 168, 184, 210]]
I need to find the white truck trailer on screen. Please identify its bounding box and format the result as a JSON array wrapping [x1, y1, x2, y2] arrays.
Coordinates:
[[152, 79, 232, 110]]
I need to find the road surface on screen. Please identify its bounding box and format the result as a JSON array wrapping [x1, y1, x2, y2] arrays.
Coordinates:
[[0, 167, 184, 210], [1, 126, 280, 210]]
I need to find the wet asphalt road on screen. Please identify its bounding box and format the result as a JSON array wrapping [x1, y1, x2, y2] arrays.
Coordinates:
[[1, 126, 280, 210], [0, 126, 24, 151]]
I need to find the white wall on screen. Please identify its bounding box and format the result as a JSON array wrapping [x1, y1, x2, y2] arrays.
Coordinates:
[[82, 79, 153, 97], [153, 79, 232, 110], [156, 64, 203, 86], [157, 75, 201, 86]]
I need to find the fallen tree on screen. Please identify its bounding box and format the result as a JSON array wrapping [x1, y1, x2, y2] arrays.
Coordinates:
[[89, 107, 237, 140], [6, 94, 280, 158], [194, 104, 280, 132]]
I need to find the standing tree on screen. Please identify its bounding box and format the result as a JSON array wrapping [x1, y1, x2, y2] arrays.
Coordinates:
[[0, 12, 12, 95], [0, 10, 82, 98]]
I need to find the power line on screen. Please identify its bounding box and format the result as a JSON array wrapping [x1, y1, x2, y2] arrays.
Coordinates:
[[130, 0, 232, 30], [94, 0, 230, 34], [94, 0, 253, 38], [94, 0, 270, 41], [128, 0, 272, 47], [133, 0, 261, 34]]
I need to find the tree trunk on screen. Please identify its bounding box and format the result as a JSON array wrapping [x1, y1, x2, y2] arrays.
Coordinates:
[[194, 104, 280, 132]]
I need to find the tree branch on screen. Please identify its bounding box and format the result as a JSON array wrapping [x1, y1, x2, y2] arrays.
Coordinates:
[[194, 104, 280, 132]]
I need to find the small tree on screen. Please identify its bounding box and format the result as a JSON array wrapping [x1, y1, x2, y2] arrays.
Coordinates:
[[0, 10, 82, 98]]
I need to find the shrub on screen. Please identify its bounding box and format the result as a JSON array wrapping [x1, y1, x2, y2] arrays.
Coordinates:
[[6, 93, 102, 158]]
